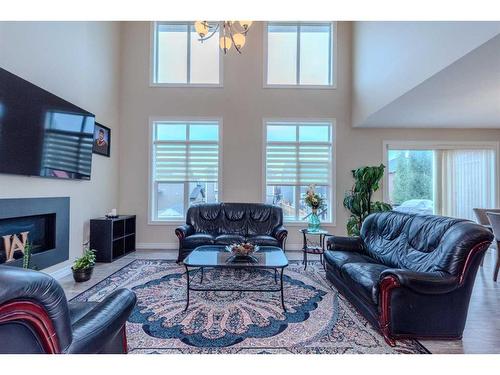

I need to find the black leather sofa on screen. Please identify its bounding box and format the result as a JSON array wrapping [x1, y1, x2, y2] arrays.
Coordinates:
[[325, 211, 493, 346], [0, 265, 136, 354], [175, 203, 288, 262]]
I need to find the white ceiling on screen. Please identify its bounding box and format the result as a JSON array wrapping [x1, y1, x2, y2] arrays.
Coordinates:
[[352, 22, 500, 128], [361, 34, 500, 128]]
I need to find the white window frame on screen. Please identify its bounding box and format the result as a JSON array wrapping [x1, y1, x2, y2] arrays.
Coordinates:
[[262, 118, 336, 225], [382, 140, 499, 213], [263, 21, 337, 89], [148, 116, 223, 225], [149, 22, 224, 88]]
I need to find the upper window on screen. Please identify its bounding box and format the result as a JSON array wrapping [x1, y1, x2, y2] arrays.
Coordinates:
[[152, 22, 221, 86], [265, 22, 335, 87], [265, 120, 334, 222], [150, 120, 220, 222]]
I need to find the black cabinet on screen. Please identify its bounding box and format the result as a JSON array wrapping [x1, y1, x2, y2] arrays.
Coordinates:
[[90, 215, 136, 262]]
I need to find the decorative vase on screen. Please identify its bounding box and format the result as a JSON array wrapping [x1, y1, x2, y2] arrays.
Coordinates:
[[308, 208, 321, 231]]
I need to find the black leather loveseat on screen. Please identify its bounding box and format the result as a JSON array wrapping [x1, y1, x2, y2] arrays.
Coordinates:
[[175, 203, 288, 262], [0, 265, 136, 354], [325, 211, 493, 346]]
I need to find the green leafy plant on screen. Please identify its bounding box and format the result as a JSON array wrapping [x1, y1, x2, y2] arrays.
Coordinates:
[[72, 248, 96, 271], [22, 242, 37, 270], [343, 164, 392, 236]]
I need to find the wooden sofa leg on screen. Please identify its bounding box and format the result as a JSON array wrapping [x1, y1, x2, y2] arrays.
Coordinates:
[[121, 325, 128, 354], [494, 247, 500, 282], [381, 324, 396, 347], [379, 275, 400, 347]]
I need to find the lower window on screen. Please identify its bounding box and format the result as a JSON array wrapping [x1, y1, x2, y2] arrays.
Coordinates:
[[151, 120, 220, 222], [387, 145, 496, 220], [265, 185, 330, 221], [264, 120, 334, 222], [155, 182, 218, 220], [388, 149, 435, 215]]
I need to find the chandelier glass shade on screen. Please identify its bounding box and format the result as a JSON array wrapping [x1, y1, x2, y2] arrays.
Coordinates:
[[194, 21, 253, 54]]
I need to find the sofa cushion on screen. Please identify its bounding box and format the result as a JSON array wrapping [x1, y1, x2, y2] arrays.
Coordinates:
[[183, 233, 214, 249], [220, 205, 247, 235], [324, 250, 377, 270], [186, 204, 223, 235], [360, 211, 494, 276], [340, 262, 390, 305], [214, 234, 246, 245], [246, 205, 282, 236], [248, 235, 279, 247], [185, 203, 284, 237]]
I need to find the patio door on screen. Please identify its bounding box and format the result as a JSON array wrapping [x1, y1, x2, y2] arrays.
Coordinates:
[[385, 143, 497, 221], [440, 149, 495, 220]]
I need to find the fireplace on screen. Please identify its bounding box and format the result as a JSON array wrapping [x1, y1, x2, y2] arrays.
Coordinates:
[[0, 197, 69, 269]]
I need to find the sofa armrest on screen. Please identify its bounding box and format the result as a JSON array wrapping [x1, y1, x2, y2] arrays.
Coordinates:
[[66, 289, 136, 354], [175, 224, 194, 240], [327, 235, 365, 253], [272, 225, 288, 243], [380, 269, 459, 295]]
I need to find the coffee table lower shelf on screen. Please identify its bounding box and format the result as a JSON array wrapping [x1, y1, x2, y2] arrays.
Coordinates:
[[183, 265, 287, 312]]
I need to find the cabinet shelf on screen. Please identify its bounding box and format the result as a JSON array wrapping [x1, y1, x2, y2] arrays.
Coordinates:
[[90, 215, 136, 263], [112, 233, 136, 241]]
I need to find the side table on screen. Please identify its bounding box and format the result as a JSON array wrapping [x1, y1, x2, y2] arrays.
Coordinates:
[[299, 228, 329, 270]]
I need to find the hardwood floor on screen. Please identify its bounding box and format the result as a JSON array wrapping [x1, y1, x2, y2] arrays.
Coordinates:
[[58, 248, 500, 354], [420, 247, 500, 354]]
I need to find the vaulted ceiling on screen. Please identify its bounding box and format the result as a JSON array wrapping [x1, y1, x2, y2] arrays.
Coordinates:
[[351, 22, 500, 128]]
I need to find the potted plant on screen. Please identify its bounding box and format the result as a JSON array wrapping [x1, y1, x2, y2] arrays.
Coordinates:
[[343, 164, 392, 236], [304, 184, 326, 231], [22, 241, 38, 270], [72, 245, 96, 282]]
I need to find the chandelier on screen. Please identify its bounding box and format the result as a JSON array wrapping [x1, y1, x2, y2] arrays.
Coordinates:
[[194, 21, 253, 54]]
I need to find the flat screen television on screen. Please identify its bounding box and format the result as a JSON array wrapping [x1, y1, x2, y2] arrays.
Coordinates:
[[0, 67, 95, 180]]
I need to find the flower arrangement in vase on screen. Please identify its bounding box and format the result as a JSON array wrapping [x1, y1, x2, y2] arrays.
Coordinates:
[[304, 184, 325, 231], [225, 242, 260, 263]]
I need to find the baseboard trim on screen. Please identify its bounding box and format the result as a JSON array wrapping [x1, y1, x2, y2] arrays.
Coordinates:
[[136, 242, 303, 251], [137, 243, 177, 250], [48, 265, 72, 280]]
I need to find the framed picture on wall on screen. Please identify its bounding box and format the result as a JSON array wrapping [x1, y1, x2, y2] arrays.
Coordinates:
[[93, 123, 111, 157]]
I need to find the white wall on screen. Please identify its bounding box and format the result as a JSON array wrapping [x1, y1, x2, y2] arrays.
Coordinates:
[[352, 21, 500, 127], [0, 22, 121, 273], [118, 21, 500, 250]]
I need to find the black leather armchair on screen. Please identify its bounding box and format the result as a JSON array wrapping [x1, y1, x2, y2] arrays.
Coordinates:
[[325, 211, 493, 346], [0, 265, 136, 354], [175, 203, 288, 262]]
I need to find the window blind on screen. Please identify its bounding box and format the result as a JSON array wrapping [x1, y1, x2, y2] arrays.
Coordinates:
[[441, 149, 495, 220], [266, 143, 331, 185], [154, 142, 219, 182], [153, 121, 219, 183]]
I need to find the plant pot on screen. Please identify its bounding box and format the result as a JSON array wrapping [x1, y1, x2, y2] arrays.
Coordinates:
[[72, 266, 94, 282]]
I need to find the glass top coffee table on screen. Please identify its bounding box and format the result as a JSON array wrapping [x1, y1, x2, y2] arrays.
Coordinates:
[[183, 245, 289, 312]]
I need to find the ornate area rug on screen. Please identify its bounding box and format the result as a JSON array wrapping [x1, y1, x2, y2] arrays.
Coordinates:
[[72, 259, 429, 354]]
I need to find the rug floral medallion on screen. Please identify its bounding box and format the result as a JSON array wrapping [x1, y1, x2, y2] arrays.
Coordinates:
[[72, 259, 428, 354]]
